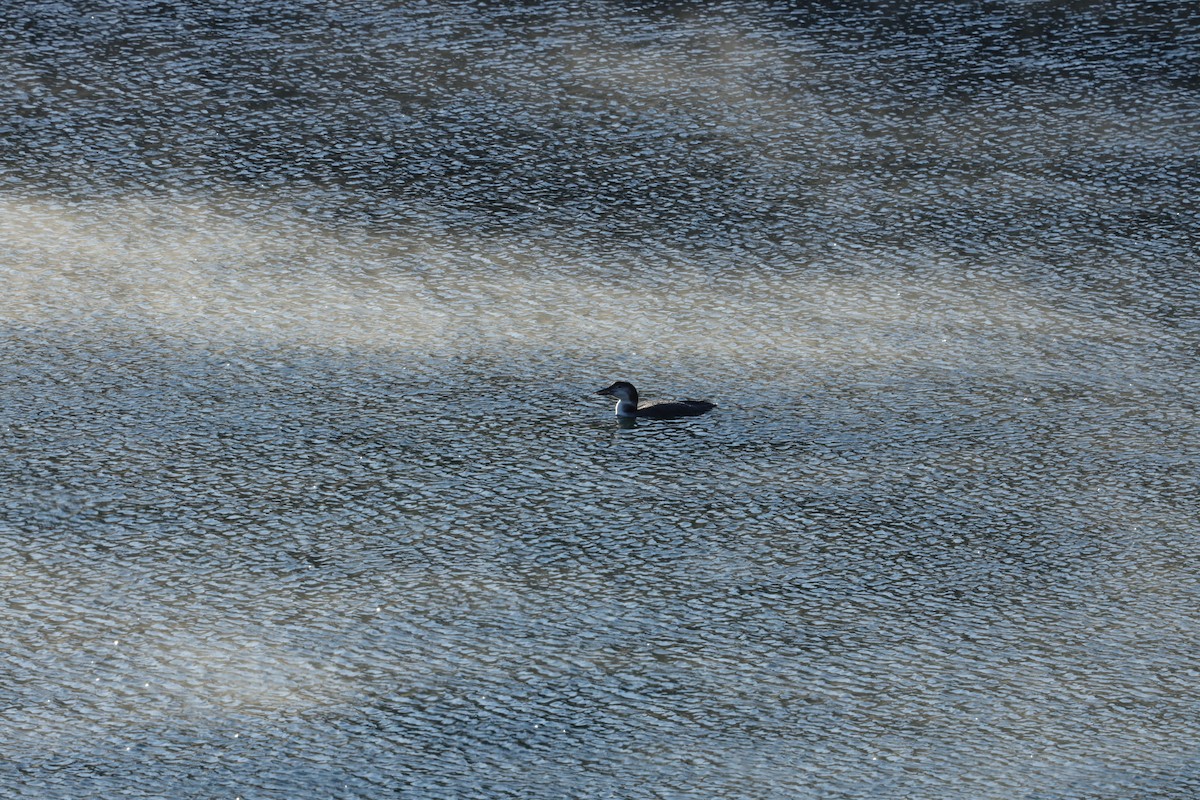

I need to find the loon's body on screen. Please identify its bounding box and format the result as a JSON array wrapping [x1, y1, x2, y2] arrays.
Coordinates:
[[595, 381, 715, 419]]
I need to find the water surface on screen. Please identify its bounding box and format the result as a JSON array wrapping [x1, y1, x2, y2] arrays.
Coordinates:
[[2, 1, 1199, 798]]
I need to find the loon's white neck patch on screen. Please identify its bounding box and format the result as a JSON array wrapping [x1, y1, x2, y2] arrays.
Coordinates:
[[614, 399, 638, 417]]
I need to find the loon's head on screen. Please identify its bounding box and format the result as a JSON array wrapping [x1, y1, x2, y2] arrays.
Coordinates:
[[596, 381, 639, 417], [596, 381, 638, 404]]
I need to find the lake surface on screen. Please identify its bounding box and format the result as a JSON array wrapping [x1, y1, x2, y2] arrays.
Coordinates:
[[2, 1, 1199, 797]]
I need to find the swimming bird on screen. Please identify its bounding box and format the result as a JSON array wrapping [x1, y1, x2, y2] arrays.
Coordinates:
[[595, 381, 715, 419]]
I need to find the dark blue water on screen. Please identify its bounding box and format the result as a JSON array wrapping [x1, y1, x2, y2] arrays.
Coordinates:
[[2, 2, 1199, 798]]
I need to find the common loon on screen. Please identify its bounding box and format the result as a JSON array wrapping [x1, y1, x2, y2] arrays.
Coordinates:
[[595, 381, 716, 419]]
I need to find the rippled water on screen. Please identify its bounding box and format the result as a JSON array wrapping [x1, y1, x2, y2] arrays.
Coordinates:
[[2, 1, 1199, 798]]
